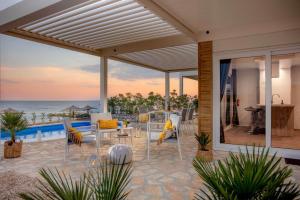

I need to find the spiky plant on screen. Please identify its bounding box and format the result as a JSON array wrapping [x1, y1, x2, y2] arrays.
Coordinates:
[[19, 168, 92, 200], [193, 147, 300, 200], [0, 112, 28, 144], [195, 132, 211, 151], [19, 161, 132, 200], [89, 161, 132, 200]]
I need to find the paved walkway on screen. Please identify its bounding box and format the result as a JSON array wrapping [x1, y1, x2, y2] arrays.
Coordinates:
[[0, 133, 299, 200]]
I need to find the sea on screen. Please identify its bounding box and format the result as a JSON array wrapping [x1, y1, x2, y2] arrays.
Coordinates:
[[0, 101, 100, 123]]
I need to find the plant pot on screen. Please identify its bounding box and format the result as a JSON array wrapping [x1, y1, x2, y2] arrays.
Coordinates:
[[196, 149, 213, 162], [4, 141, 23, 158]]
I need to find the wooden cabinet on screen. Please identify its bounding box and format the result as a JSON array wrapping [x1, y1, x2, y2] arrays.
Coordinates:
[[271, 105, 294, 136]]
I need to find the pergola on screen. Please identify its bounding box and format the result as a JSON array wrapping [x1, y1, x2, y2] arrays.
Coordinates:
[[178, 70, 197, 96], [0, 0, 199, 112], [1, 0, 299, 139]]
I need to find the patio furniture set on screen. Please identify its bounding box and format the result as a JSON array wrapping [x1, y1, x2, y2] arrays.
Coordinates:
[[63, 109, 197, 165]]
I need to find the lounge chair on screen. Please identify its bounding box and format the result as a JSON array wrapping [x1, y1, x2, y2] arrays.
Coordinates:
[[146, 112, 182, 160], [63, 118, 96, 161], [90, 113, 134, 147], [186, 107, 197, 135]]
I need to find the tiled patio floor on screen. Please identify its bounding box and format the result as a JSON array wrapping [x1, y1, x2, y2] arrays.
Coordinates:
[[0, 133, 299, 200]]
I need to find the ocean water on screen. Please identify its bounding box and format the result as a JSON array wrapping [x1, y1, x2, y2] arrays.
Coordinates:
[[0, 101, 100, 123]]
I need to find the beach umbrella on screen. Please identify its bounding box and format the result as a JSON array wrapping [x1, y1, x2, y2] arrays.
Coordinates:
[[62, 105, 81, 118], [81, 105, 96, 111], [61, 105, 81, 113], [0, 107, 20, 114], [81, 105, 96, 114]]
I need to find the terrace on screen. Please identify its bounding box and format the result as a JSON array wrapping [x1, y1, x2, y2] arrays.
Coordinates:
[[1, 0, 300, 199], [1, 134, 299, 200]]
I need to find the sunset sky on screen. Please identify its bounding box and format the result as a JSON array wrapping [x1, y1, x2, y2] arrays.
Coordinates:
[[0, 34, 197, 100]]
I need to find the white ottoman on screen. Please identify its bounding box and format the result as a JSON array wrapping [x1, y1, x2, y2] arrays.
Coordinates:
[[108, 144, 133, 164]]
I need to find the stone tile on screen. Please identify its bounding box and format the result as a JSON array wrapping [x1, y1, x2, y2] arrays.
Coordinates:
[[0, 131, 299, 200]]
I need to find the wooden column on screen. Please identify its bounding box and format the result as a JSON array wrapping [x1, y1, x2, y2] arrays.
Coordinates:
[[198, 41, 213, 149]]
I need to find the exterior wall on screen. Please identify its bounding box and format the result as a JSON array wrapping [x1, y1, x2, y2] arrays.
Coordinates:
[[213, 29, 300, 53], [291, 66, 300, 129]]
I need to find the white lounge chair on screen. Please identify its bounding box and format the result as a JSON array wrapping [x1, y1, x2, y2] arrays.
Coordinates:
[[63, 118, 96, 161], [146, 113, 182, 160]]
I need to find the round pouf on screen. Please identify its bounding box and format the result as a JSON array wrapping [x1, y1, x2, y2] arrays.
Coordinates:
[[107, 144, 133, 164]]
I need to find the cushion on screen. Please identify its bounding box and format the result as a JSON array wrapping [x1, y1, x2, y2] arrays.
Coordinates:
[[68, 127, 82, 144], [149, 130, 173, 141], [98, 119, 118, 129], [138, 113, 149, 123], [108, 144, 133, 164], [163, 120, 173, 131]]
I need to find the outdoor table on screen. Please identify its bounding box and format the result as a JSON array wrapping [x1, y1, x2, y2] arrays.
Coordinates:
[[96, 127, 134, 154]]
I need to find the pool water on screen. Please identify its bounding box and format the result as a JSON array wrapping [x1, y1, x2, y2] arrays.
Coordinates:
[[0, 121, 91, 142]]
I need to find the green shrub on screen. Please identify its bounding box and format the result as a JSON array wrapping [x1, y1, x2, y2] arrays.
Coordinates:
[[193, 147, 300, 200]]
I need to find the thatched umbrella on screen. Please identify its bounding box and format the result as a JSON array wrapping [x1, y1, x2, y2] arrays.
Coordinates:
[[61, 105, 80, 118], [81, 105, 96, 114], [0, 108, 20, 114]]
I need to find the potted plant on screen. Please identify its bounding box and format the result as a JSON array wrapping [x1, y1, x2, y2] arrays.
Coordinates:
[[195, 132, 212, 161], [1, 112, 28, 158], [123, 119, 130, 128]]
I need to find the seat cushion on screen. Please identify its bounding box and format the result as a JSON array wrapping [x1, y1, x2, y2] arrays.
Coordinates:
[[98, 119, 118, 129], [82, 135, 96, 143], [107, 144, 133, 164], [149, 131, 172, 141]]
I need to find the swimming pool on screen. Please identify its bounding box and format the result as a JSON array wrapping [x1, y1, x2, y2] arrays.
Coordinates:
[[0, 121, 91, 142]]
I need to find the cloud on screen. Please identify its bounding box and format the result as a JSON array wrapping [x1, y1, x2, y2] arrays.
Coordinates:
[[0, 79, 20, 84], [80, 64, 100, 73], [146, 81, 161, 86], [108, 60, 163, 80]]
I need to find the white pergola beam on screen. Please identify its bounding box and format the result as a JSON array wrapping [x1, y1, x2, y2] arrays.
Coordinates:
[[110, 56, 167, 72], [179, 76, 184, 96], [100, 57, 108, 113], [100, 34, 193, 56], [165, 72, 170, 110], [0, 0, 91, 33], [136, 0, 197, 41]]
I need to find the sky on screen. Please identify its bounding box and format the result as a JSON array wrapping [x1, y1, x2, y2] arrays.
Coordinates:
[[0, 34, 197, 100]]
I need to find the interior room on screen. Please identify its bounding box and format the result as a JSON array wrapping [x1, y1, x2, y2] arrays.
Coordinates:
[[220, 53, 300, 150]]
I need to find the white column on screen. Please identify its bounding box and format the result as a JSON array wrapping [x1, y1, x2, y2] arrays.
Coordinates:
[[100, 57, 108, 113], [165, 72, 170, 110], [179, 75, 184, 96]]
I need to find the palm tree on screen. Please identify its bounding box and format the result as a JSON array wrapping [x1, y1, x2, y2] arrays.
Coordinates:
[[193, 147, 300, 200], [31, 112, 37, 125], [0, 112, 28, 143], [41, 113, 46, 123], [19, 161, 132, 200], [47, 113, 53, 122]]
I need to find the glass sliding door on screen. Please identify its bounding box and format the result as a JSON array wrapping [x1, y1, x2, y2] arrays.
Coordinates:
[[271, 52, 300, 150], [220, 56, 266, 146]]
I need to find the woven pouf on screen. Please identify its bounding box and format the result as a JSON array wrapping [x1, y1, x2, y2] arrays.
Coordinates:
[[108, 144, 133, 164]]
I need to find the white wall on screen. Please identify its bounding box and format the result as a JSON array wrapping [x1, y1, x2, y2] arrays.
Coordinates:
[[237, 68, 259, 126], [272, 68, 291, 104], [291, 65, 300, 129], [260, 68, 291, 105], [213, 29, 300, 53]]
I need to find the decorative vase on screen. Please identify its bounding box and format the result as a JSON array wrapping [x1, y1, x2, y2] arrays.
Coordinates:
[[4, 141, 23, 158]]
